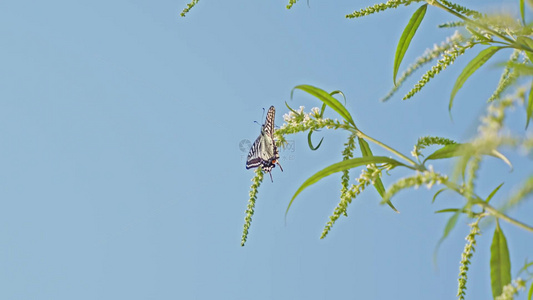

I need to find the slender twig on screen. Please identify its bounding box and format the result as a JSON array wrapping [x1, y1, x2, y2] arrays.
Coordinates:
[[353, 129, 421, 169], [442, 181, 533, 233], [476, 201, 533, 233]]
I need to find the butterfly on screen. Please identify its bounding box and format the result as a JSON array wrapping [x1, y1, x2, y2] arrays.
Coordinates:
[[246, 106, 283, 182]]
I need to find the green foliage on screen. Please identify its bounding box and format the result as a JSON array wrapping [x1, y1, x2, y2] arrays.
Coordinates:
[[486, 183, 505, 203], [382, 32, 469, 101], [412, 136, 457, 161], [403, 39, 474, 100], [291, 85, 357, 128], [179, 0, 533, 298], [449, 46, 503, 111], [527, 86, 533, 129], [358, 137, 399, 212], [495, 279, 526, 300], [394, 4, 428, 85], [438, 20, 466, 28], [491, 221, 512, 299], [286, 155, 404, 216], [321, 164, 381, 239]]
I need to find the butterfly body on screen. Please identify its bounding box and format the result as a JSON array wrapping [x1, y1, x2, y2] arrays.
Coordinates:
[[246, 106, 283, 181]]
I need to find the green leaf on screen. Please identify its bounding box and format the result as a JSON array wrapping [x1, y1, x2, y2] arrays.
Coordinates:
[[521, 0, 526, 25], [284, 101, 298, 114], [503, 62, 533, 76], [329, 90, 347, 105], [528, 281, 533, 300], [319, 102, 327, 118], [358, 137, 372, 157], [358, 138, 399, 213], [285, 156, 405, 215], [434, 208, 462, 214], [486, 183, 504, 203], [393, 4, 427, 85], [307, 130, 324, 150], [465, 27, 491, 44], [527, 86, 533, 129], [441, 210, 460, 241], [424, 143, 467, 161], [291, 85, 356, 128], [517, 36, 533, 62], [490, 149, 513, 171], [490, 221, 512, 299], [434, 207, 465, 262], [432, 188, 448, 203], [436, 209, 461, 247], [449, 46, 502, 111], [424, 143, 512, 170]]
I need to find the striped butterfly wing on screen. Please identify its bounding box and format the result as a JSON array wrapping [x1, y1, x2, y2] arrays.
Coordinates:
[[263, 106, 276, 138], [246, 106, 280, 174], [245, 134, 264, 169]]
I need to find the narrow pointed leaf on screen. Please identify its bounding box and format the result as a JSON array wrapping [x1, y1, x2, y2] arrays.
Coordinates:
[[292, 85, 356, 127], [527, 86, 533, 129], [358, 138, 399, 212], [432, 188, 448, 203], [440, 210, 460, 242], [434, 208, 461, 214], [486, 183, 504, 203], [465, 27, 491, 43], [503, 62, 533, 76], [517, 36, 533, 62], [521, 0, 526, 25], [285, 101, 298, 114], [528, 281, 533, 300], [435, 209, 461, 254], [286, 156, 404, 215], [424, 143, 512, 170], [394, 4, 427, 85], [434, 206, 467, 261], [307, 130, 324, 150], [318, 103, 327, 118], [329, 90, 347, 105], [490, 149, 513, 171], [424, 143, 469, 161], [490, 221, 512, 299], [449, 46, 502, 111]]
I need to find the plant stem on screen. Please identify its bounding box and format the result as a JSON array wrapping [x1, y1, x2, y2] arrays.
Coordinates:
[[354, 129, 421, 169], [443, 181, 533, 233], [476, 201, 533, 233]]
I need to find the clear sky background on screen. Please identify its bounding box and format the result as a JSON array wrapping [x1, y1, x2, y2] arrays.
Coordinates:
[[1, 0, 532, 299]]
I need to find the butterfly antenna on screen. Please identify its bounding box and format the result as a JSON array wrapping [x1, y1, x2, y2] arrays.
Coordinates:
[[261, 107, 266, 121]]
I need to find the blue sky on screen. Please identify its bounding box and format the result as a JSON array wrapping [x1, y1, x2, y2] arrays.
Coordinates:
[[1, 0, 532, 299]]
